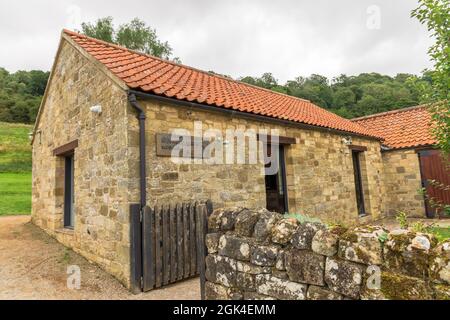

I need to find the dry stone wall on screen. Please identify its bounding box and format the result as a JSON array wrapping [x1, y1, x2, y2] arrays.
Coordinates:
[[205, 207, 450, 300]]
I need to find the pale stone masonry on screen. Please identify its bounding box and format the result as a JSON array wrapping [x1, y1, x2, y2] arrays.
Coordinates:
[[205, 207, 450, 300], [382, 149, 426, 217], [31, 31, 433, 290]]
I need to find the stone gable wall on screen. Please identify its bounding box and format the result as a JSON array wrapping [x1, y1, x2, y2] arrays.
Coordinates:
[[32, 39, 132, 287], [205, 208, 450, 300], [382, 149, 426, 217]]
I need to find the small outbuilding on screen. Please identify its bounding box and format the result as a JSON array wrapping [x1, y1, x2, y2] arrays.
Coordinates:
[[354, 105, 449, 218], [31, 30, 445, 290]]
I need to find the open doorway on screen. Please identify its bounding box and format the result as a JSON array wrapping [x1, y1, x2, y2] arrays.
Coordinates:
[[265, 144, 288, 214]]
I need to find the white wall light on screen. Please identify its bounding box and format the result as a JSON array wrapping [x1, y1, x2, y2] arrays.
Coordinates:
[[90, 105, 102, 114]]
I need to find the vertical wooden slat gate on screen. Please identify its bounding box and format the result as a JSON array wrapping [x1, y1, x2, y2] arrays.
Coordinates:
[[140, 200, 212, 292]]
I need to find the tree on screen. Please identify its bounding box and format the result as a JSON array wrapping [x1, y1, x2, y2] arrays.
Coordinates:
[[80, 17, 174, 60], [412, 0, 450, 217], [412, 0, 450, 154]]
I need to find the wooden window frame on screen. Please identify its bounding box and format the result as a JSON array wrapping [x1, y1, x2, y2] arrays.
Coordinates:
[[352, 150, 367, 217]]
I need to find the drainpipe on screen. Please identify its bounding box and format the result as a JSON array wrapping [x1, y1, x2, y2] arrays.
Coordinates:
[[128, 93, 147, 211]]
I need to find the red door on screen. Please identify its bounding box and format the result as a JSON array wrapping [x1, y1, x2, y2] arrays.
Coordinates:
[[418, 149, 450, 218]]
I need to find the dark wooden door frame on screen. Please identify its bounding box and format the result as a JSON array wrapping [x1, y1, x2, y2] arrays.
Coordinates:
[[417, 149, 450, 218]]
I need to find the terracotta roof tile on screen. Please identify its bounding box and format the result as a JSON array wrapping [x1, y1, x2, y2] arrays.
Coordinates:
[[353, 105, 436, 149], [63, 29, 381, 139]]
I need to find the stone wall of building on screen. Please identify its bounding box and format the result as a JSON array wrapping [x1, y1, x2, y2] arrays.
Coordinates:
[[382, 149, 426, 217], [31, 38, 132, 287], [128, 98, 386, 225], [205, 207, 450, 300]]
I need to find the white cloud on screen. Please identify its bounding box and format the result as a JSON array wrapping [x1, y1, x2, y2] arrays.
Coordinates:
[[0, 0, 433, 82]]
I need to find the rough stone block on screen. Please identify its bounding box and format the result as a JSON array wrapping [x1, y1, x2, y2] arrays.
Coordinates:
[[243, 292, 277, 300], [360, 271, 433, 300], [339, 226, 386, 265], [271, 218, 299, 245], [434, 284, 450, 300], [250, 245, 279, 267], [208, 208, 244, 232], [383, 230, 437, 278], [218, 235, 251, 261], [430, 240, 450, 285], [235, 209, 260, 237], [235, 260, 272, 274], [307, 285, 344, 300], [254, 210, 282, 242], [275, 250, 285, 271], [206, 233, 222, 254], [325, 258, 363, 299], [286, 249, 325, 285], [291, 222, 326, 249], [236, 272, 256, 291], [256, 274, 307, 300], [312, 226, 346, 257], [205, 254, 236, 287], [205, 281, 230, 300]]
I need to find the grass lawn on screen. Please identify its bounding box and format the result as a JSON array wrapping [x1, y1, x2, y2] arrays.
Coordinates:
[[0, 122, 32, 215], [431, 227, 450, 242], [0, 172, 32, 215], [0, 122, 32, 172]]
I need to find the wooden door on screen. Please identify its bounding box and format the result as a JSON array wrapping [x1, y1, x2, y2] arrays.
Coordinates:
[[418, 149, 450, 218]]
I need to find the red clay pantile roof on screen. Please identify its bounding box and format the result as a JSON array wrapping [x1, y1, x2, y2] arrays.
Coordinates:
[[353, 105, 436, 149], [63, 29, 380, 139]]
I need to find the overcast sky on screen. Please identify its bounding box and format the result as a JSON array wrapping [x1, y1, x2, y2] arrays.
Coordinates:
[[0, 0, 433, 82]]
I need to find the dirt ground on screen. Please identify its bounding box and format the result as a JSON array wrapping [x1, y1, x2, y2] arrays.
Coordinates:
[[0, 216, 200, 300]]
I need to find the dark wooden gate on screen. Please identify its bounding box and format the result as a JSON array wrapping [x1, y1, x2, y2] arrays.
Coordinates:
[[133, 200, 212, 293], [418, 149, 450, 218]]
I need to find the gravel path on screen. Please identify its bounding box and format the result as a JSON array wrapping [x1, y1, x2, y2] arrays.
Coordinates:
[[0, 216, 200, 300]]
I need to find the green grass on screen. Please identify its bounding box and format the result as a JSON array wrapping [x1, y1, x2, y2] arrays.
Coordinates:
[[431, 227, 450, 242], [0, 172, 32, 215], [0, 122, 32, 215], [0, 122, 32, 173]]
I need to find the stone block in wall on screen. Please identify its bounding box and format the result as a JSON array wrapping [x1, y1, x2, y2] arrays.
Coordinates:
[[338, 226, 387, 265], [325, 258, 364, 299], [271, 218, 299, 245], [255, 274, 307, 300], [236, 272, 256, 292], [243, 292, 277, 300], [205, 281, 231, 300], [312, 226, 346, 257], [433, 284, 450, 300], [205, 254, 237, 287], [307, 285, 344, 300], [286, 249, 325, 286], [235, 260, 272, 275], [218, 235, 251, 261], [250, 245, 279, 267], [206, 233, 222, 254], [383, 229, 437, 278], [291, 222, 326, 250], [275, 250, 285, 271], [235, 209, 260, 237], [254, 210, 282, 242], [208, 207, 244, 232], [430, 240, 450, 285], [360, 271, 433, 300]]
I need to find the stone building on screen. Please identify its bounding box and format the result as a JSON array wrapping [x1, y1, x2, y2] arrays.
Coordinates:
[[31, 30, 443, 290], [354, 106, 449, 218]]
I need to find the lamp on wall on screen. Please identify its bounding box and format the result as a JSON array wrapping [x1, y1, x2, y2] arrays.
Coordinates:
[[90, 105, 102, 114], [342, 136, 352, 145]]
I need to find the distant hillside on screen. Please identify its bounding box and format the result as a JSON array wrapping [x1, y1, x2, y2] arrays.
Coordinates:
[[0, 122, 32, 173]]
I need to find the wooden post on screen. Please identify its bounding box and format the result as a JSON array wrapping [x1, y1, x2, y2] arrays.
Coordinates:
[[129, 204, 143, 294], [197, 203, 208, 300]]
